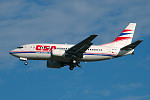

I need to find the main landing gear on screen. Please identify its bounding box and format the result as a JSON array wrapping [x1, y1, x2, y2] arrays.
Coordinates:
[[69, 59, 76, 70], [69, 59, 84, 70], [69, 66, 74, 70]]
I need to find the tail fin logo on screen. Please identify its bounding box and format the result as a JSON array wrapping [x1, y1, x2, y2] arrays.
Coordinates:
[[113, 29, 134, 42], [114, 37, 132, 42], [100, 23, 136, 47], [119, 29, 133, 37], [122, 29, 133, 33]]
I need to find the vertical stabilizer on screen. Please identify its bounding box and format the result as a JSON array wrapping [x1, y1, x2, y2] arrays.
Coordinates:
[[101, 23, 136, 48]]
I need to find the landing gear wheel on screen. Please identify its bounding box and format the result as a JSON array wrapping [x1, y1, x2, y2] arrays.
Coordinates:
[[25, 61, 28, 65], [69, 67, 74, 70]]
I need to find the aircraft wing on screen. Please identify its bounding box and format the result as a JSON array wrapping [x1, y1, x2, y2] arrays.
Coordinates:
[[121, 40, 143, 51], [65, 34, 98, 59]]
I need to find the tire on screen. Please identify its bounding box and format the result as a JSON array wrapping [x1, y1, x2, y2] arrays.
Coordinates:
[[25, 62, 28, 65], [69, 67, 74, 70]]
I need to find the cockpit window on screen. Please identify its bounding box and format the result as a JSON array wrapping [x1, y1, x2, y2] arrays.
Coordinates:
[[17, 46, 23, 48]]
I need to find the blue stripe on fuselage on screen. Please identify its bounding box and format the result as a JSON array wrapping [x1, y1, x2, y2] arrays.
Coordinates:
[[11, 52, 116, 57], [10, 51, 51, 54], [84, 53, 116, 57]]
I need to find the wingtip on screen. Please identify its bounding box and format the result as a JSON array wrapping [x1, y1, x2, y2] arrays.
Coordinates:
[[129, 23, 136, 25], [139, 40, 143, 42], [92, 34, 98, 36]]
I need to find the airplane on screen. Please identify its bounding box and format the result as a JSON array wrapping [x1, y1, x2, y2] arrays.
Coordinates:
[[9, 23, 143, 70]]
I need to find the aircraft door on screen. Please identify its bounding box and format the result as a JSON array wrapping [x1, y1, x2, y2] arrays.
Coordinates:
[[29, 45, 34, 51]]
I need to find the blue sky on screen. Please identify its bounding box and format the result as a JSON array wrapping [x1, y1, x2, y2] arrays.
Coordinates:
[[0, 0, 150, 100]]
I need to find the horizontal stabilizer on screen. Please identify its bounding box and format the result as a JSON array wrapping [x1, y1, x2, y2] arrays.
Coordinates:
[[121, 40, 143, 50]]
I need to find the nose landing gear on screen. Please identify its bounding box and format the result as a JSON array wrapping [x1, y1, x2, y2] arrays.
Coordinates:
[[19, 57, 28, 66], [25, 61, 28, 65]]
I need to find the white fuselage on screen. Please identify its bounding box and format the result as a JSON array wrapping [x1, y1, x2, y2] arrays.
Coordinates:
[[9, 43, 133, 62]]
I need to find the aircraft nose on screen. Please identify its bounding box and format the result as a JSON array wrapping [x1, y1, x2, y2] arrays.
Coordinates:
[[9, 49, 16, 55], [9, 51, 13, 55]]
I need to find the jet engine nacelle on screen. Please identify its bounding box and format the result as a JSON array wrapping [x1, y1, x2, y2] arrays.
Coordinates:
[[47, 60, 63, 68], [51, 49, 65, 57]]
